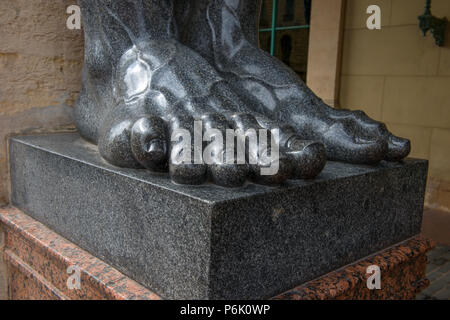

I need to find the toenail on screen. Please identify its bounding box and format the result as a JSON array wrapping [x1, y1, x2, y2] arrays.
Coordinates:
[[145, 139, 167, 162]]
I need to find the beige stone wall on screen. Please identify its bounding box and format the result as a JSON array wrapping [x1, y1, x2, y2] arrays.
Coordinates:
[[0, 223, 7, 299], [307, 0, 346, 106], [0, 0, 83, 205], [340, 0, 450, 212]]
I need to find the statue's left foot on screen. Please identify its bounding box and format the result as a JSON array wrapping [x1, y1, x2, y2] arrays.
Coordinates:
[[222, 48, 411, 164], [309, 105, 411, 163], [191, 0, 410, 164], [226, 48, 411, 163]]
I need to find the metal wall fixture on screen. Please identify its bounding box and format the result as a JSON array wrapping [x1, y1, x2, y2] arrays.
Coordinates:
[[418, 0, 448, 47]]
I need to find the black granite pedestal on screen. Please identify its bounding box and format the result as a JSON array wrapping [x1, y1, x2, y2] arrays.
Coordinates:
[[9, 133, 428, 300]]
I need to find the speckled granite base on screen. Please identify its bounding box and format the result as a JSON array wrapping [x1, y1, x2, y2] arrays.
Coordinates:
[[9, 133, 428, 299], [0, 208, 434, 300]]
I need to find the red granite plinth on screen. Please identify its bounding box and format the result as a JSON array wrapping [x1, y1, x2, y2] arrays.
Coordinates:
[[0, 207, 434, 300], [274, 236, 434, 300], [0, 207, 160, 300]]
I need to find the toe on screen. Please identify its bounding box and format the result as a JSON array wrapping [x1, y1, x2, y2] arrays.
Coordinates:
[[98, 118, 141, 169], [169, 115, 208, 185], [202, 113, 249, 187], [331, 110, 411, 162], [323, 122, 388, 164], [287, 138, 327, 179], [253, 116, 326, 179], [385, 134, 411, 161], [131, 116, 169, 171], [335, 109, 389, 139], [208, 148, 249, 187], [209, 162, 249, 187], [170, 161, 208, 185], [231, 113, 292, 185], [169, 140, 207, 185], [249, 148, 293, 185]]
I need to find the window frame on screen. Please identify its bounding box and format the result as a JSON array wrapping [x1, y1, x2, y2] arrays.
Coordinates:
[[259, 0, 311, 56]]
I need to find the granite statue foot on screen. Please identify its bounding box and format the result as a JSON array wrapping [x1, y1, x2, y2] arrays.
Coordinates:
[[74, 0, 326, 187], [176, 0, 411, 164]]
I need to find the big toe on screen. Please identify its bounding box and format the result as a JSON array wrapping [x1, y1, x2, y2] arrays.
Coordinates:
[[385, 134, 411, 161], [249, 149, 293, 185], [323, 123, 388, 164], [287, 139, 327, 179], [131, 116, 168, 171]]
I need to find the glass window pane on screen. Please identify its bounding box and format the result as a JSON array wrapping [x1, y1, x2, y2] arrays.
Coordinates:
[[259, 0, 311, 81], [278, 0, 311, 27], [260, 0, 272, 28], [274, 28, 310, 82]]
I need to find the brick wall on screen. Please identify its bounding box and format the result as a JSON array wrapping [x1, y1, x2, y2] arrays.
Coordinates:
[[340, 0, 450, 212]]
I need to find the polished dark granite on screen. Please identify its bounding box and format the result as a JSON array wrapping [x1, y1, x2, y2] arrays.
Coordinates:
[[10, 133, 427, 299], [74, 0, 409, 188]]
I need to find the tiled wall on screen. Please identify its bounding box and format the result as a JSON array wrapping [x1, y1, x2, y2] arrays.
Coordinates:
[[0, 0, 83, 205], [340, 0, 450, 211]]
